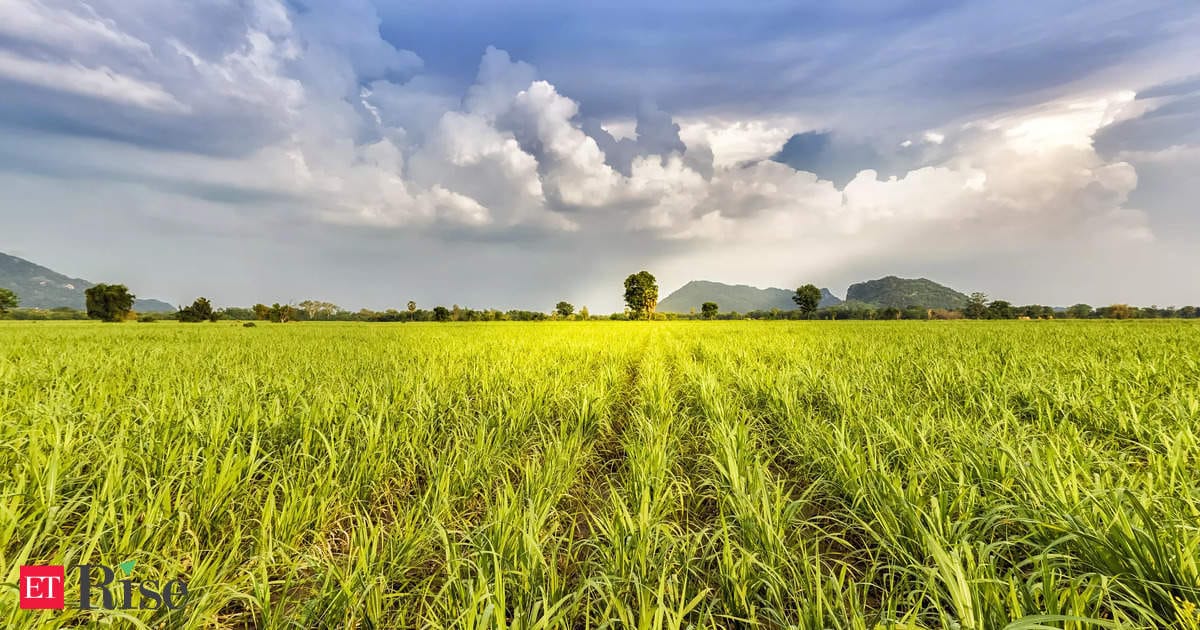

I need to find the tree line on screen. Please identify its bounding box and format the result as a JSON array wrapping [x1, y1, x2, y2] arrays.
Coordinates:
[[1, 276, 1197, 323]]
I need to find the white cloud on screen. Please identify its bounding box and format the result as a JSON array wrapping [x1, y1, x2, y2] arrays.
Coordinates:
[[0, 49, 184, 111], [465, 46, 537, 118], [0, 0, 1164, 290], [0, 0, 150, 54], [600, 119, 636, 141], [977, 91, 1145, 154], [428, 186, 491, 226], [677, 116, 804, 167], [510, 81, 621, 207]]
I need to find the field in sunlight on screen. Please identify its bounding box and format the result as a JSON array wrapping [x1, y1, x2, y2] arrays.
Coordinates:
[[2, 320, 1198, 628]]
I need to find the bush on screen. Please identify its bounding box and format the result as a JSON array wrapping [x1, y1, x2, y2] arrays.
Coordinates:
[[139, 315, 156, 323], [243, 322, 256, 328]]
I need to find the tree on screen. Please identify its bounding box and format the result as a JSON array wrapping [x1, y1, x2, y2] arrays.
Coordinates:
[[701, 302, 719, 319], [579, 306, 589, 320], [0, 288, 17, 315], [268, 303, 295, 323], [407, 300, 417, 322], [964, 292, 988, 319], [252, 304, 271, 320], [987, 300, 1013, 319], [219, 307, 255, 320], [879, 306, 901, 320], [1066, 303, 1093, 319], [623, 271, 659, 320], [433, 306, 450, 322], [1106, 304, 1135, 320], [85, 284, 135, 322], [298, 300, 339, 320], [555, 301, 575, 318], [177, 297, 218, 323], [792, 284, 822, 317]]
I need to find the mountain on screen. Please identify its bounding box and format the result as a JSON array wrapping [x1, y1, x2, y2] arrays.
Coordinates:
[[658, 280, 842, 313], [0, 251, 175, 312], [844, 276, 968, 310]]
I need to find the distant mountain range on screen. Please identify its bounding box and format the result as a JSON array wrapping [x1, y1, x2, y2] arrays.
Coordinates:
[[0, 251, 174, 312], [3, 247, 973, 316], [659, 276, 968, 313], [658, 280, 842, 313]]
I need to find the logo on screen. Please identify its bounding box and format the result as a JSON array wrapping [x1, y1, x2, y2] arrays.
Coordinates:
[[17, 561, 189, 611], [19, 565, 65, 609]]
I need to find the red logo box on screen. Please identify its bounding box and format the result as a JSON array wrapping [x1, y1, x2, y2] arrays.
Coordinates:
[[19, 565, 65, 609]]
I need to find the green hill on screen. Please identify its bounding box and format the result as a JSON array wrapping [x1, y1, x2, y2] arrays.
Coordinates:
[[658, 280, 842, 314], [844, 276, 968, 309], [1, 251, 175, 312]]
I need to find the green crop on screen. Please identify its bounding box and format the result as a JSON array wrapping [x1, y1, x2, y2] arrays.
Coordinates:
[[1, 320, 1198, 628]]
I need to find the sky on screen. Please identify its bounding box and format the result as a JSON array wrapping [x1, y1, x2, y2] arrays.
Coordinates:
[[1, 0, 1198, 312]]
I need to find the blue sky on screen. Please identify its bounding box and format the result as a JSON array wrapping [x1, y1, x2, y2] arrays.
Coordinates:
[[1, 0, 1198, 310]]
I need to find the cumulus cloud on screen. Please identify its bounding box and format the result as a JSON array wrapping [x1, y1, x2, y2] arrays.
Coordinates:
[[508, 81, 621, 207], [0, 0, 1191, 308]]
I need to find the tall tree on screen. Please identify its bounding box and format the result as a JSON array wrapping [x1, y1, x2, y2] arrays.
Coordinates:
[[268, 303, 295, 323], [407, 300, 417, 322], [85, 284, 135, 322], [177, 297, 217, 323], [0, 287, 17, 315], [701, 301, 718, 319], [623, 271, 659, 320], [298, 300, 339, 320], [555, 301, 575, 318], [964, 292, 988, 319], [579, 306, 589, 320], [792, 284, 822, 317]]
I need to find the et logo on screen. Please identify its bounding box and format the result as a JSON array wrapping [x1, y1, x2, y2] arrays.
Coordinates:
[[19, 565, 65, 609], [17, 561, 189, 611]]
